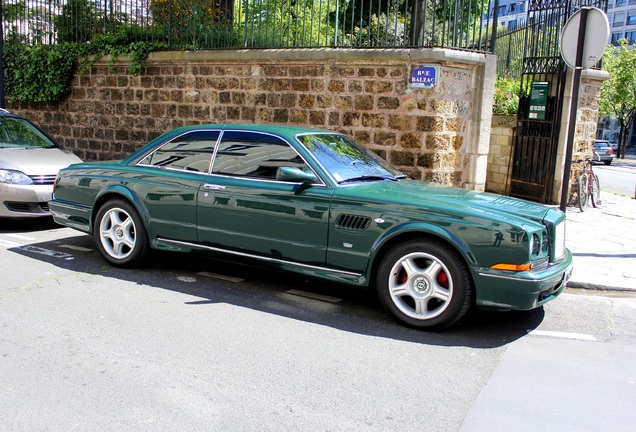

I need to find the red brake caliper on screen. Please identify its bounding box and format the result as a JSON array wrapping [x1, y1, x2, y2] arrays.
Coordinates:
[[437, 271, 448, 288], [399, 268, 408, 284]]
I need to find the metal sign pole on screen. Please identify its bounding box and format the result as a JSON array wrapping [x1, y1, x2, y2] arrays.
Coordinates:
[[559, 8, 589, 212]]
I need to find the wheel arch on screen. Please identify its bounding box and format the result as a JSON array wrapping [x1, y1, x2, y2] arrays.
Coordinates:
[[91, 186, 152, 236], [367, 224, 476, 293]]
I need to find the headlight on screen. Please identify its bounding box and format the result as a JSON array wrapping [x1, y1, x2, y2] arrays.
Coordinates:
[[531, 231, 550, 259], [531, 233, 541, 256], [554, 221, 566, 260], [0, 169, 33, 185]]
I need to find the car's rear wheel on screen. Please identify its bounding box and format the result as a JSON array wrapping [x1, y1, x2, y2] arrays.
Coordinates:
[[376, 239, 473, 330], [94, 199, 149, 267]]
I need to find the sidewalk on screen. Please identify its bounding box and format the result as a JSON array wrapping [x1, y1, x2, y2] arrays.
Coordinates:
[[565, 189, 636, 292]]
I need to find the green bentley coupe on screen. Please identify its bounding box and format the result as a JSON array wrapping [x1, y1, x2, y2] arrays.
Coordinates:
[[50, 124, 573, 329]]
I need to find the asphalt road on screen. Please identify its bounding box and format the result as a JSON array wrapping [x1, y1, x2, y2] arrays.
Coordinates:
[[1, 220, 635, 432], [594, 159, 636, 198]]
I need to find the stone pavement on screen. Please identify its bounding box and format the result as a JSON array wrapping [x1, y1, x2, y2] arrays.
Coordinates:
[[565, 152, 636, 291]]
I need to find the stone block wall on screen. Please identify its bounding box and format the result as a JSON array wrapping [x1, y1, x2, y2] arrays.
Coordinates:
[[486, 115, 515, 194], [8, 48, 496, 190]]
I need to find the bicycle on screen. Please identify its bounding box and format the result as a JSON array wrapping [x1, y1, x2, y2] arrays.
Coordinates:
[[575, 158, 601, 211]]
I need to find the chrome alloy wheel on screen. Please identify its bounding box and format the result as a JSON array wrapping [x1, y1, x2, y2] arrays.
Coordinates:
[[387, 252, 453, 321], [99, 206, 137, 260]]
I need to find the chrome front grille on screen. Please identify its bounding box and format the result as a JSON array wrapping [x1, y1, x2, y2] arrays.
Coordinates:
[[28, 174, 57, 185]]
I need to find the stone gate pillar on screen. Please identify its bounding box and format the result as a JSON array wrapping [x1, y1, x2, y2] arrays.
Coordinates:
[[554, 68, 609, 205]]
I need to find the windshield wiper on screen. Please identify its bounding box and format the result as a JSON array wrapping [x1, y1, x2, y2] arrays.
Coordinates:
[[338, 175, 397, 184]]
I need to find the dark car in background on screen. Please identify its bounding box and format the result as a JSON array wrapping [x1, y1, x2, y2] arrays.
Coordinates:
[[0, 109, 83, 218], [50, 124, 572, 329]]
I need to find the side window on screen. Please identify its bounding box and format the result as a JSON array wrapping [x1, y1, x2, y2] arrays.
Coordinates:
[[137, 130, 220, 173], [212, 131, 306, 180]]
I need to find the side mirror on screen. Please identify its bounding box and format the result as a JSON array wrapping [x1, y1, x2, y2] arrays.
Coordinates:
[[276, 167, 318, 184]]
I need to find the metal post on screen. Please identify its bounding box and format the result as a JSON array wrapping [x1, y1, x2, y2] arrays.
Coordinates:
[[491, 0, 500, 53], [560, 8, 589, 212], [0, 0, 4, 109]]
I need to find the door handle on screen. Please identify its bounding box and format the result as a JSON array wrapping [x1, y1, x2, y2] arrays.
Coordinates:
[[203, 184, 226, 191]]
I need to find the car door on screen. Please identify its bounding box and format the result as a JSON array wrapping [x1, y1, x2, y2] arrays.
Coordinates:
[[134, 129, 220, 242], [196, 130, 332, 265]]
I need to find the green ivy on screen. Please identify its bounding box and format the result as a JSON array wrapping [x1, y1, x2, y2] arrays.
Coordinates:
[[4, 26, 167, 103], [4, 43, 82, 103], [78, 27, 169, 76]]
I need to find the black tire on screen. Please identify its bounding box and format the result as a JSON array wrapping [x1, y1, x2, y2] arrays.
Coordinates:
[[94, 199, 150, 268], [604, 160, 612, 165], [376, 239, 473, 330], [590, 174, 601, 208], [577, 173, 588, 212]]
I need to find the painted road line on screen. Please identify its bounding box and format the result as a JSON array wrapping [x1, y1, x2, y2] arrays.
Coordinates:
[[59, 245, 94, 252], [0, 239, 23, 248], [286, 289, 343, 303], [4, 234, 35, 241], [197, 271, 244, 283], [527, 329, 597, 342], [18, 245, 74, 260]]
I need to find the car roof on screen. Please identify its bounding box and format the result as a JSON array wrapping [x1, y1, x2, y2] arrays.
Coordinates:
[[170, 123, 338, 136], [154, 123, 345, 145], [0, 108, 21, 119]]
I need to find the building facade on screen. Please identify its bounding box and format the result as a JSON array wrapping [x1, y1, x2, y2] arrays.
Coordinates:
[[486, 0, 529, 30], [598, 0, 636, 148], [608, 0, 636, 45]]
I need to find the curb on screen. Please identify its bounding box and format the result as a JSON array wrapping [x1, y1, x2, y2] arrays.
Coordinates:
[[568, 281, 636, 292]]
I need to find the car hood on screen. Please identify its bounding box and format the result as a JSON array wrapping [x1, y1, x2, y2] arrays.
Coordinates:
[[0, 148, 83, 175], [339, 180, 554, 222]]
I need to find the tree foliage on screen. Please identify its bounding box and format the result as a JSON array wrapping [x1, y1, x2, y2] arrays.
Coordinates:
[[55, 0, 100, 43], [493, 77, 521, 115], [600, 40, 636, 159]]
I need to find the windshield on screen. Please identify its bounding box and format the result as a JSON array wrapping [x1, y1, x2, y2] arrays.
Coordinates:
[[0, 117, 57, 149], [297, 133, 404, 184]]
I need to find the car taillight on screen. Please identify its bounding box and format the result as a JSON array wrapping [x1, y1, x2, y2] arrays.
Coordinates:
[[608, 148, 614, 154]]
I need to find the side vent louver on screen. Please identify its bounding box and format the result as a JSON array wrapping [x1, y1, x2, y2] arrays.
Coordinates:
[[335, 214, 371, 231]]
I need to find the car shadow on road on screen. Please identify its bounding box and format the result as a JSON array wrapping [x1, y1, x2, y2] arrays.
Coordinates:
[[0, 217, 61, 232], [6, 227, 546, 349]]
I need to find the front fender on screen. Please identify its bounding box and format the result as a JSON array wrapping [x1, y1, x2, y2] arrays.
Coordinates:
[[366, 221, 477, 278]]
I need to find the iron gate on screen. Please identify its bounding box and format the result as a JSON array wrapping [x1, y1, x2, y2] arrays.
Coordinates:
[[510, 0, 572, 203]]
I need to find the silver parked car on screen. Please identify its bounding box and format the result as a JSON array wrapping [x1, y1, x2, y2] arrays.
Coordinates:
[[0, 109, 82, 218], [593, 140, 614, 165]]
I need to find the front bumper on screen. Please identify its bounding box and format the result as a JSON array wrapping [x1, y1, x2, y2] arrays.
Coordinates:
[[472, 249, 573, 311], [0, 183, 53, 218]]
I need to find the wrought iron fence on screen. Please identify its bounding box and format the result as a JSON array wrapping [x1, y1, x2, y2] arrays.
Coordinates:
[[2, 0, 503, 52]]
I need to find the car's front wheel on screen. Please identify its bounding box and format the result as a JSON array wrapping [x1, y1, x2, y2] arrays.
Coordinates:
[[376, 239, 473, 330], [94, 199, 149, 267]]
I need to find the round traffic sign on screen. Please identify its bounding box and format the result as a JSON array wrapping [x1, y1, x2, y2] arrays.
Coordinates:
[[560, 7, 610, 69]]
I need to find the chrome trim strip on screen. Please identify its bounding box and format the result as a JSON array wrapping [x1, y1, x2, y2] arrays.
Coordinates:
[[49, 200, 92, 212], [158, 237, 362, 277], [204, 172, 328, 188]]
